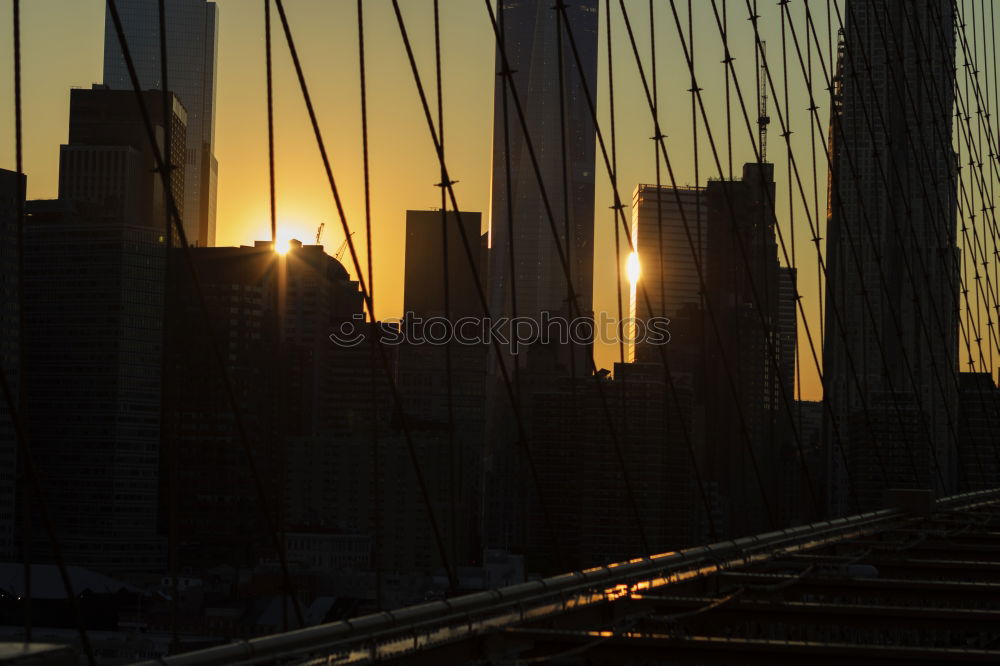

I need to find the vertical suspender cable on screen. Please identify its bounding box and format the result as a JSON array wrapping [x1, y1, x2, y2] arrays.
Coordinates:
[[12, 0, 30, 645], [432, 0, 460, 577], [156, 0, 181, 647], [355, 0, 382, 609], [9, 12, 94, 661], [262, 0, 291, 630]]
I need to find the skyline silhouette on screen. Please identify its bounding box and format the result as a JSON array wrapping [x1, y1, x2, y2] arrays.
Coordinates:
[[1, 0, 1000, 662]]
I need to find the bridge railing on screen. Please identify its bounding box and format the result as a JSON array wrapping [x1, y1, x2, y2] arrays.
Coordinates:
[[132, 488, 1000, 666]]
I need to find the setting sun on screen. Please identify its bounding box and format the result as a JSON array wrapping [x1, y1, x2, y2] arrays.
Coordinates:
[[626, 251, 640, 284]]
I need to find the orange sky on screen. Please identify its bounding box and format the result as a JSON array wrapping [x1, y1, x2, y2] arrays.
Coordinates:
[[3, 1, 994, 402]]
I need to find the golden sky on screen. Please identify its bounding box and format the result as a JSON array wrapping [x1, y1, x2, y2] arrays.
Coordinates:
[[8, 0, 983, 402]]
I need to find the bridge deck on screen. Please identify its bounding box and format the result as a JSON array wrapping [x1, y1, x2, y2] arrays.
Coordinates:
[[130, 488, 1000, 665]]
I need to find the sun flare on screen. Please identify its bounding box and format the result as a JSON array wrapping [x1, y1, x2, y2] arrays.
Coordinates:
[[626, 251, 640, 284]]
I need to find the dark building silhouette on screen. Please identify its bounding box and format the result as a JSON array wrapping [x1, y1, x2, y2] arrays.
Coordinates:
[[956, 373, 1000, 491], [780, 400, 827, 526], [625, 166, 799, 538], [823, 1, 959, 513], [23, 198, 168, 573], [846, 392, 933, 510], [629, 184, 705, 365], [484, 0, 600, 555], [777, 266, 797, 401], [162, 240, 362, 569], [526, 362, 696, 574], [104, 0, 219, 247], [403, 210, 482, 319], [773, 267, 807, 525], [487, 1, 599, 331], [0, 169, 23, 560], [16, 88, 186, 573], [702, 162, 782, 538], [398, 210, 487, 571], [59, 85, 186, 232]]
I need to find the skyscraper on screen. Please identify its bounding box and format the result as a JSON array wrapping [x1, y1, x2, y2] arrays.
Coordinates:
[[777, 266, 797, 400], [162, 240, 363, 568], [527, 363, 696, 574], [629, 184, 706, 364], [0, 169, 22, 560], [400, 210, 488, 570], [483, 0, 600, 553], [487, 0, 599, 347], [403, 210, 483, 319], [823, 1, 958, 512], [103, 0, 219, 247], [59, 86, 187, 231], [16, 87, 187, 572], [23, 198, 167, 573], [956, 373, 1000, 491], [702, 162, 782, 537]]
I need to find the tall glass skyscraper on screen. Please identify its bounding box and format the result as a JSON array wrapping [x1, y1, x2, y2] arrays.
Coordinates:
[[487, 0, 599, 344], [103, 0, 219, 247], [823, 0, 958, 512], [483, 0, 600, 553]]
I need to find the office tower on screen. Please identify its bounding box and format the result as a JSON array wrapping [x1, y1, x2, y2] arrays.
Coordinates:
[[629, 184, 706, 364], [526, 363, 695, 574], [14, 87, 187, 573], [823, 1, 958, 512], [956, 373, 1000, 491], [162, 240, 363, 568], [400, 210, 487, 429], [777, 267, 797, 400], [484, 0, 599, 555], [60, 86, 187, 231], [487, 0, 599, 348], [702, 163, 782, 538], [779, 400, 827, 526], [0, 169, 22, 560], [403, 210, 483, 319], [103, 0, 219, 247], [278, 241, 366, 436], [22, 199, 167, 573], [774, 268, 802, 524], [399, 210, 487, 570], [480, 232, 490, 286]]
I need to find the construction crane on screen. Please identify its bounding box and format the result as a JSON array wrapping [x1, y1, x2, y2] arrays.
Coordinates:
[[334, 231, 355, 262], [757, 40, 770, 163], [315, 222, 325, 245]]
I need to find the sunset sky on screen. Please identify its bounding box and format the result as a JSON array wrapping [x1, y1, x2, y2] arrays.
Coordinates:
[[1, 0, 937, 402]]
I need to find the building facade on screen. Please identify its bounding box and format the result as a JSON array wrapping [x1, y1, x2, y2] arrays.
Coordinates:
[[823, 0, 959, 512], [702, 163, 782, 538], [484, 0, 600, 555], [629, 184, 706, 364], [956, 373, 1000, 491], [487, 0, 599, 346], [60, 86, 187, 233], [0, 170, 22, 560], [162, 240, 363, 569], [23, 199, 168, 572], [15, 86, 187, 572], [399, 209, 488, 572], [526, 362, 696, 574], [403, 210, 483, 320], [103, 0, 219, 246]]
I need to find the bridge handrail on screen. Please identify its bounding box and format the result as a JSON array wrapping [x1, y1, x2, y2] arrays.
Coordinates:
[[131, 488, 1000, 666]]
